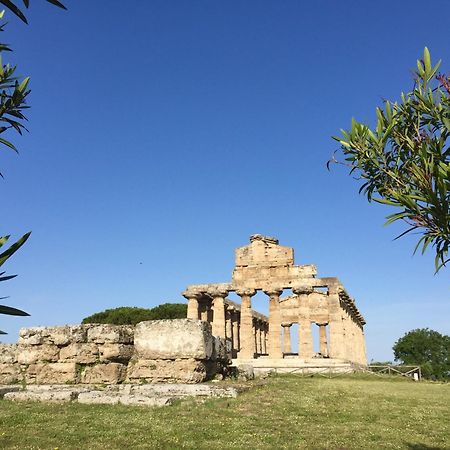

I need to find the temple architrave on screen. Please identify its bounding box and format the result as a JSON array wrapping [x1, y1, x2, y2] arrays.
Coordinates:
[[182, 235, 367, 366]]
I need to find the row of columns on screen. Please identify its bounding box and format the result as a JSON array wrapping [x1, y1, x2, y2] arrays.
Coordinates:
[[281, 322, 328, 357], [184, 287, 269, 358], [185, 285, 366, 364]]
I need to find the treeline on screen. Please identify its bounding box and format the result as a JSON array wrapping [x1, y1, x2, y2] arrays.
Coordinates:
[[81, 303, 187, 326]]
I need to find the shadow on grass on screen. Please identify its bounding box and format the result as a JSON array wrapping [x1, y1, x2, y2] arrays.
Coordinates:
[[406, 444, 445, 450]]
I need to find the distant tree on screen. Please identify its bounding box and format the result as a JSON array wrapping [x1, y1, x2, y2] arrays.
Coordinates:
[[147, 303, 187, 320], [82, 303, 188, 326], [82, 307, 155, 326], [393, 328, 450, 380], [331, 48, 450, 272]]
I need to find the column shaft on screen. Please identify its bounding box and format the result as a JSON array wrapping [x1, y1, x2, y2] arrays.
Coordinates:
[[328, 291, 346, 359], [212, 295, 226, 338], [319, 324, 328, 356], [266, 289, 283, 359], [187, 297, 199, 319], [283, 325, 292, 354], [232, 312, 240, 357], [237, 290, 256, 359]]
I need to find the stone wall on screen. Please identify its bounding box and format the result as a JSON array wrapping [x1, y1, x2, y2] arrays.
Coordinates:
[[0, 320, 226, 385]]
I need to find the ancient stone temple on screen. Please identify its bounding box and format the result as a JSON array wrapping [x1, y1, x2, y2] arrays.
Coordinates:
[[183, 234, 367, 367]]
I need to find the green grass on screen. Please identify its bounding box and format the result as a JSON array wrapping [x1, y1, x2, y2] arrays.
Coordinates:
[[0, 375, 449, 449]]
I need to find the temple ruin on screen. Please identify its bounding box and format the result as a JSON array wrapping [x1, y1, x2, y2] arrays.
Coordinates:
[[183, 234, 367, 367]]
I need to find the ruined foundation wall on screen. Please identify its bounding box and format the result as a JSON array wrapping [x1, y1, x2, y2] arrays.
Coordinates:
[[0, 320, 226, 385]]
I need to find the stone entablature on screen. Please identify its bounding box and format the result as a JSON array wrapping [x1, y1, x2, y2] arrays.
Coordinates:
[[182, 235, 367, 365]]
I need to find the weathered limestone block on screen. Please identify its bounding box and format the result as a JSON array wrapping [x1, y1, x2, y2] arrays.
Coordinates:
[[81, 363, 126, 384], [0, 363, 21, 384], [17, 344, 60, 364], [19, 326, 87, 346], [0, 344, 17, 363], [131, 383, 239, 398], [77, 391, 120, 405], [25, 362, 79, 385], [87, 324, 134, 344], [236, 364, 255, 381], [134, 319, 213, 360], [0, 385, 20, 397], [212, 337, 228, 361], [4, 390, 77, 403], [59, 343, 99, 364], [98, 344, 134, 363], [77, 391, 173, 406], [126, 358, 210, 384]]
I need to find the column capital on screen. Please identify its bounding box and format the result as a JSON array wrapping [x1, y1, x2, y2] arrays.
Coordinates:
[[292, 284, 314, 295], [235, 288, 256, 297], [263, 288, 283, 298], [182, 290, 201, 300], [281, 322, 292, 327], [208, 287, 229, 298]]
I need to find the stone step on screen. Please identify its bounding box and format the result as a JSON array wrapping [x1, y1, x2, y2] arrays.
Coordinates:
[[1, 383, 242, 406], [77, 391, 173, 406], [106, 383, 240, 398], [232, 357, 353, 368]]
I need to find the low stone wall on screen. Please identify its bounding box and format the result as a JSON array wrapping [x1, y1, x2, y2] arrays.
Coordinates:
[[0, 320, 227, 385]]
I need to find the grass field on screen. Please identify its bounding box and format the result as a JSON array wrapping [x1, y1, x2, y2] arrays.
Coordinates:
[[0, 374, 448, 449]]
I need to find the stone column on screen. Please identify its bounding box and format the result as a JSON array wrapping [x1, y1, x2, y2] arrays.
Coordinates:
[[328, 288, 346, 359], [232, 310, 240, 355], [318, 323, 328, 357], [294, 285, 314, 359], [225, 308, 233, 343], [360, 326, 367, 365], [264, 288, 283, 359], [282, 323, 292, 354], [182, 291, 200, 320], [253, 319, 258, 354], [258, 323, 263, 356], [263, 323, 268, 354], [236, 289, 256, 359], [210, 287, 228, 339]]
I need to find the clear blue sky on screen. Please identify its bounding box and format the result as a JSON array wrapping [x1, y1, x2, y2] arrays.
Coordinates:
[[0, 0, 448, 361]]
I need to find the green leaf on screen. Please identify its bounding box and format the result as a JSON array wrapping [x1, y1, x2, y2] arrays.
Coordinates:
[[423, 47, 431, 73], [0, 137, 18, 153], [0, 304, 29, 316], [0, 231, 31, 267], [17, 76, 29, 93], [0, 0, 28, 23]]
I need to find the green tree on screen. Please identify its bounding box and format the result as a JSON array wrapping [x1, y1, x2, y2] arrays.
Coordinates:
[[0, 1, 66, 332], [393, 328, 450, 380], [82, 303, 188, 326], [332, 48, 450, 272]]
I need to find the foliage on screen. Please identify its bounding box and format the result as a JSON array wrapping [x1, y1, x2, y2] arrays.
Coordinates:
[[147, 302, 187, 320], [0, 376, 449, 449], [81, 303, 188, 326], [393, 328, 450, 380], [0, 0, 66, 24], [0, 231, 31, 333], [332, 48, 450, 272], [0, 1, 66, 332]]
